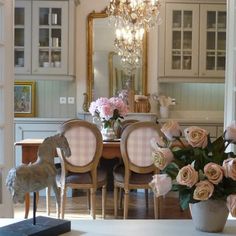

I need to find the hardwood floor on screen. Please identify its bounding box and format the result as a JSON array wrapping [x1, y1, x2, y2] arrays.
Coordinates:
[[14, 191, 191, 220]]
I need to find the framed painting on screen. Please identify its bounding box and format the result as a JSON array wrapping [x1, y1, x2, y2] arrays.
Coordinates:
[[14, 81, 36, 117]]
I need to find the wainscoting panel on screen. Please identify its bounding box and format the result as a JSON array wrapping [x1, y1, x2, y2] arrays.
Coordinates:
[[159, 83, 225, 111], [36, 80, 76, 118]]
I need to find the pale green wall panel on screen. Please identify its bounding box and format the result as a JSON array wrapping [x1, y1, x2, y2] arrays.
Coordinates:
[[159, 83, 225, 111], [35, 80, 76, 118]]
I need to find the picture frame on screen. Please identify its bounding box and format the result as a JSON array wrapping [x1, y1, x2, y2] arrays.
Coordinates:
[[14, 81, 36, 117]]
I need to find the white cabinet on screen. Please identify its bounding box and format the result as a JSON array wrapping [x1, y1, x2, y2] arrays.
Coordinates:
[[14, 1, 31, 74], [14, 0, 75, 80], [199, 5, 226, 78], [158, 1, 226, 82], [164, 4, 199, 77]]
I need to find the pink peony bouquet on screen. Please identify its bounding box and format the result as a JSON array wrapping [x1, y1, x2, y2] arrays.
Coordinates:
[[149, 120, 236, 216], [89, 97, 128, 128]]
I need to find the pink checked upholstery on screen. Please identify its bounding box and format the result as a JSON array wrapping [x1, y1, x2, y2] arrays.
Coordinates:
[[64, 126, 97, 166], [127, 127, 158, 167]]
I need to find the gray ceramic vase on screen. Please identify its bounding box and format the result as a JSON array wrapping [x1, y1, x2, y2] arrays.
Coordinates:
[[190, 199, 229, 233]]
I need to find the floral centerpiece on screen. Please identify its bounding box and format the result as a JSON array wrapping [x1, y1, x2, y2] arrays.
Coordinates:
[[89, 97, 128, 139], [149, 120, 236, 231]]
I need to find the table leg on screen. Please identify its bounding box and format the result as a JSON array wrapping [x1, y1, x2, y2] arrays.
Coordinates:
[[24, 193, 30, 219]]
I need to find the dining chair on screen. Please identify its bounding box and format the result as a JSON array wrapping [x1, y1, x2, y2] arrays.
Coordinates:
[[56, 119, 107, 219], [113, 121, 161, 219], [115, 119, 151, 209]]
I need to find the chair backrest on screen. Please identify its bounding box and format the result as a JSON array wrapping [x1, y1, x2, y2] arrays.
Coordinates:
[[116, 119, 139, 138], [58, 119, 103, 173], [120, 121, 161, 174]]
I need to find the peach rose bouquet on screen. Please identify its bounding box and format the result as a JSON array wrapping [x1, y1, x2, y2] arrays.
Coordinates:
[[149, 120, 236, 217]]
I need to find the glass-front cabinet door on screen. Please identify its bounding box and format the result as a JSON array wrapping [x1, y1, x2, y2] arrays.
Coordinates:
[[32, 1, 68, 74], [199, 5, 226, 77], [165, 4, 199, 77], [14, 1, 31, 74]]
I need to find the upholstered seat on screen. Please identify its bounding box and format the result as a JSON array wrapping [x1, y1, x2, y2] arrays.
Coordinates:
[[113, 164, 154, 185], [62, 169, 106, 185]]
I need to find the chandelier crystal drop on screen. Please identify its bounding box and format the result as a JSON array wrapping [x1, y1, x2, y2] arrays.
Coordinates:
[[114, 26, 144, 74], [107, 0, 162, 31]]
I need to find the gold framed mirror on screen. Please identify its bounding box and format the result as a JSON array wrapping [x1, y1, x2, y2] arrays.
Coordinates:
[[87, 10, 147, 105]]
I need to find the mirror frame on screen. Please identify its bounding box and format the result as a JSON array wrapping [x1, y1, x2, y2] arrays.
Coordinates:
[[87, 10, 148, 105]]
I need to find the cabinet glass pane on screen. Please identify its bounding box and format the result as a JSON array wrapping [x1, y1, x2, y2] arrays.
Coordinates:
[[217, 32, 226, 50], [217, 52, 225, 70], [15, 50, 24, 67], [183, 11, 192, 28], [52, 50, 61, 68], [39, 8, 49, 26], [39, 29, 49, 47], [218, 11, 226, 29], [51, 29, 61, 47], [173, 11, 181, 28], [172, 55, 181, 69], [207, 11, 216, 29], [15, 29, 24, 46], [39, 50, 49, 67], [183, 31, 192, 49], [51, 8, 61, 26], [172, 31, 181, 49], [206, 52, 215, 70], [15, 8, 24, 25], [183, 51, 192, 70], [207, 32, 216, 50]]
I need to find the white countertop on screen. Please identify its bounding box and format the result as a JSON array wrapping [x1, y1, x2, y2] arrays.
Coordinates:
[[0, 219, 235, 236], [158, 118, 223, 124]]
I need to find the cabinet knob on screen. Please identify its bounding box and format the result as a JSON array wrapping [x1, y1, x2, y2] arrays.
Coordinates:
[[18, 126, 22, 130]]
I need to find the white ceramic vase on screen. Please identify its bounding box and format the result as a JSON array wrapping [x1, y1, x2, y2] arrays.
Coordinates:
[[190, 199, 229, 233], [160, 106, 169, 118], [101, 123, 116, 140]]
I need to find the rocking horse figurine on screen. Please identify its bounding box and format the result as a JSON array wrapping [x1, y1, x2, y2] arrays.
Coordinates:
[[6, 133, 71, 219]]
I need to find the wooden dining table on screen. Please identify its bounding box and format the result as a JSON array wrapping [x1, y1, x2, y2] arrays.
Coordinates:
[[14, 138, 122, 218]]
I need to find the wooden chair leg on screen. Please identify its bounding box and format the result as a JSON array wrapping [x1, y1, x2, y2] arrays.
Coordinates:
[[114, 185, 118, 218], [124, 189, 129, 219], [145, 189, 149, 210], [118, 188, 123, 209], [46, 187, 51, 216], [90, 188, 96, 219], [87, 189, 91, 210], [154, 195, 161, 219], [60, 186, 67, 219], [102, 185, 106, 219]]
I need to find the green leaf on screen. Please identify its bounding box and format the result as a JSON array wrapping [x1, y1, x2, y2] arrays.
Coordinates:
[[179, 189, 192, 210], [163, 163, 179, 179]]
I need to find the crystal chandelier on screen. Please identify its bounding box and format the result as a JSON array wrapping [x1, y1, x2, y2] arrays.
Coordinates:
[[107, 0, 162, 74], [114, 26, 144, 74], [107, 0, 162, 32]]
